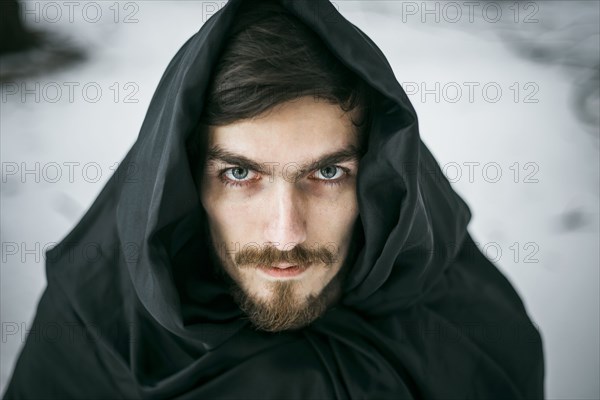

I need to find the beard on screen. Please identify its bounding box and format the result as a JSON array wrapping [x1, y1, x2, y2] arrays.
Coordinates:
[[202, 214, 363, 332], [227, 268, 345, 332], [206, 240, 349, 332]]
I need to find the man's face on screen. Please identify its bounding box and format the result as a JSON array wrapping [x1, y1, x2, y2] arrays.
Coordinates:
[[200, 96, 360, 332]]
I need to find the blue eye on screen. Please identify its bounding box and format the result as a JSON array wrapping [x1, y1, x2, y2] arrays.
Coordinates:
[[310, 165, 350, 187], [315, 166, 343, 180], [230, 167, 249, 180], [219, 167, 259, 187], [218, 165, 350, 189]]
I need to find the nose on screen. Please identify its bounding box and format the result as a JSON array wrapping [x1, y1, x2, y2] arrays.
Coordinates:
[[263, 184, 307, 250]]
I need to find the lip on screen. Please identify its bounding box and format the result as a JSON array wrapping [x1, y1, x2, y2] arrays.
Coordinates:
[[256, 263, 309, 278]]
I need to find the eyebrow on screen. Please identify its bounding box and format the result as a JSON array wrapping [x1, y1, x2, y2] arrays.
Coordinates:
[[206, 144, 361, 182]]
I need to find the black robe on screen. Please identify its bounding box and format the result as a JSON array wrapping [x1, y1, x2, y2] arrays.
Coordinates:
[[3, 0, 545, 398]]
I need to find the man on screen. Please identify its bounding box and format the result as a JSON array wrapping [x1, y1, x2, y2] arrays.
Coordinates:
[[4, 0, 545, 398], [190, 2, 372, 333]]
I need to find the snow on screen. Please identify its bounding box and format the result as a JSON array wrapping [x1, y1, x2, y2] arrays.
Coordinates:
[[1, 1, 598, 398]]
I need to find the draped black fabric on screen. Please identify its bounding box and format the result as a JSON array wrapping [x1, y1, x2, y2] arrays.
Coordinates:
[[3, 0, 545, 398]]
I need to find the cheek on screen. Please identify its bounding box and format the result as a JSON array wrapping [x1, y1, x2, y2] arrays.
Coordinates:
[[308, 186, 359, 245], [201, 182, 232, 240], [201, 179, 359, 246], [201, 183, 260, 242]]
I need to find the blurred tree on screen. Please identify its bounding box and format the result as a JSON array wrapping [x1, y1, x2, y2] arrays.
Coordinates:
[[0, 0, 40, 55], [0, 0, 84, 82]]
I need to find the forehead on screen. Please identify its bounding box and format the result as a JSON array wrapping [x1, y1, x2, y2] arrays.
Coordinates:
[[207, 97, 359, 160]]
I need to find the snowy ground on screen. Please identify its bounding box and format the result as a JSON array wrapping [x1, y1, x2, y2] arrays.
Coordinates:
[[1, 1, 598, 398]]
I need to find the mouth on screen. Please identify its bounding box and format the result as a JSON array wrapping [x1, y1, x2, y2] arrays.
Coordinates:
[[256, 263, 310, 278]]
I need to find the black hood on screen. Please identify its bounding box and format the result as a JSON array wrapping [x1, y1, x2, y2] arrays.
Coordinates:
[[4, 0, 545, 398]]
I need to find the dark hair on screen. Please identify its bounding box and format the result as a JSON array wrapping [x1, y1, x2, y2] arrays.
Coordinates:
[[188, 0, 373, 176]]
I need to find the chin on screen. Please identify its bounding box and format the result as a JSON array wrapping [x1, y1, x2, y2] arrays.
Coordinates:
[[230, 275, 342, 332]]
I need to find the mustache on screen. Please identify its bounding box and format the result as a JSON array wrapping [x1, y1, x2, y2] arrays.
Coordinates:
[[234, 244, 337, 267]]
